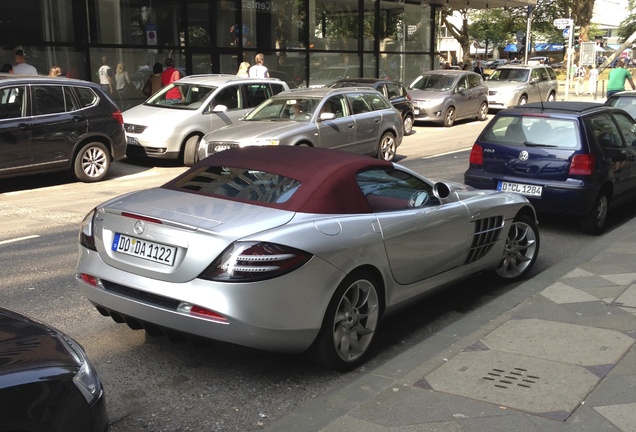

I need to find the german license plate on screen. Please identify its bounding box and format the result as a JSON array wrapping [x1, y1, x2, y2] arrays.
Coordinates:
[[112, 233, 177, 266], [126, 136, 139, 145], [498, 181, 543, 197]]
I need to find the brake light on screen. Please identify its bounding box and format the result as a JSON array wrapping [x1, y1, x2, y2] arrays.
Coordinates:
[[569, 154, 595, 176], [200, 241, 312, 282], [79, 209, 97, 251], [177, 303, 228, 324], [121, 212, 162, 224], [112, 110, 124, 126], [469, 144, 483, 166]]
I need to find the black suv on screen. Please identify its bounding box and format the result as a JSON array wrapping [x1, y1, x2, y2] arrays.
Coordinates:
[[329, 78, 415, 135], [0, 76, 126, 182]]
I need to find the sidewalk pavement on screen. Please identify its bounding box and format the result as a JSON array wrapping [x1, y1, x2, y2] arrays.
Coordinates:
[[266, 95, 636, 432]]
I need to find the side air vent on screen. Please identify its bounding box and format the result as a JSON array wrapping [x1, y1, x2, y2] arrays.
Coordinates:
[[465, 216, 504, 264]]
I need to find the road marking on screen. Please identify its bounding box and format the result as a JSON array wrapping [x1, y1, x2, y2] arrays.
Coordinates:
[[421, 147, 473, 159], [113, 171, 160, 181], [0, 235, 40, 245]]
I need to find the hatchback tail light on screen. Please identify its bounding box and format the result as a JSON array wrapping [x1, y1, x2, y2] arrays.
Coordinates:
[[469, 144, 483, 166], [112, 110, 124, 126], [569, 153, 595, 176], [80, 209, 97, 251], [200, 241, 312, 282]]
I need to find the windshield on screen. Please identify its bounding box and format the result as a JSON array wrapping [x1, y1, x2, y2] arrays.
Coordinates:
[[145, 83, 217, 110], [488, 69, 530, 83], [311, 68, 349, 80], [245, 97, 321, 122], [409, 74, 456, 91]]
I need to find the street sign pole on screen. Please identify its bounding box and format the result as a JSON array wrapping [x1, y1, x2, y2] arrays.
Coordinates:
[[564, 20, 574, 100]]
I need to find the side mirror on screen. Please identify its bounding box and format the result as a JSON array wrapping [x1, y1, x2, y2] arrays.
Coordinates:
[[319, 112, 336, 121], [212, 104, 228, 113]]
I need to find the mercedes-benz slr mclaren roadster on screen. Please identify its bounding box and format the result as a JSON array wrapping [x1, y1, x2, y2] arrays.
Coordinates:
[[76, 146, 540, 370]]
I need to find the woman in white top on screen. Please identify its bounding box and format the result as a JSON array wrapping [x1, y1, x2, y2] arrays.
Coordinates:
[[248, 53, 269, 78]]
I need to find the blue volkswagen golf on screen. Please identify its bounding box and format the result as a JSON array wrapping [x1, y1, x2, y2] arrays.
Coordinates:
[[464, 102, 636, 234]]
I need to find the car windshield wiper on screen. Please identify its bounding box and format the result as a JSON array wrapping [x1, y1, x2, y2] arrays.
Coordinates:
[[523, 142, 559, 148]]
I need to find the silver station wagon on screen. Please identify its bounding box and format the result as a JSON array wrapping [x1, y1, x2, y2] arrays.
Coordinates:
[[485, 64, 559, 110], [197, 87, 404, 161]]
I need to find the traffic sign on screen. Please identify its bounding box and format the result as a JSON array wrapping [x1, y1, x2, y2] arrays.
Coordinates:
[[554, 18, 573, 27], [563, 28, 570, 38]]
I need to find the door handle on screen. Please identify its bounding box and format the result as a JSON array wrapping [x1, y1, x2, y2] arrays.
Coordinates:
[[17, 123, 31, 130], [72, 116, 85, 122]]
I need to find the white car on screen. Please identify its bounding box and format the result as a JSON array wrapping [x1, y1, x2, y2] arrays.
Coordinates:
[[122, 75, 289, 165]]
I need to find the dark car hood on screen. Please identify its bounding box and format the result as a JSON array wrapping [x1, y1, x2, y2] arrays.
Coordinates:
[[0, 307, 76, 380]]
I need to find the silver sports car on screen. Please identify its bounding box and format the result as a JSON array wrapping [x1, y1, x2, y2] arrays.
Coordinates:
[[76, 146, 540, 370]]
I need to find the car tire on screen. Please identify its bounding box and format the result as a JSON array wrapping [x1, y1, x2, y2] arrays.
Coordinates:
[[377, 132, 397, 161], [494, 214, 540, 281], [183, 135, 201, 167], [477, 102, 488, 121], [518, 95, 528, 106], [547, 92, 556, 102], [403, 114, 414, 135], [580, 190, 610, 235], [73, 142, 110, 183], [309, 271, 381, 371], [443, 106, 455, 127]]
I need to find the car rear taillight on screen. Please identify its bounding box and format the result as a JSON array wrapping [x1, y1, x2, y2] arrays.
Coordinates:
[[200, 241, 312, 282], [569, 154, 595, 176], [79, 209, 97, 251], [112, 110, 124, 126], [469, 144, 483, 166]]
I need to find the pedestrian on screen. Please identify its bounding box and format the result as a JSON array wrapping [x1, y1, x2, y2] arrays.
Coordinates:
[[114, 63, 132, 109], [13, 46, 38, 75], [143, 62, 163, 97], [161, 58, 183, 103], [1, 63, 13, 73], [574, 63, 586, 96], [248, 53, 269, 78], [606, 59, 636, 98], [473, 60, 484, 77], [236, 61, 250, 77], [98, 56, 114, 95], [48, 66, 62, 77], [588, 65, 599, 97]]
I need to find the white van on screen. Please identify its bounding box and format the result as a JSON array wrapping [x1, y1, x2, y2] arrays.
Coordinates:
[[123, 74, 289, 165]]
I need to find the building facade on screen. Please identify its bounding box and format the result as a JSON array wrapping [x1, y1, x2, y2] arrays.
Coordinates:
[[3, 0, 443, 88]]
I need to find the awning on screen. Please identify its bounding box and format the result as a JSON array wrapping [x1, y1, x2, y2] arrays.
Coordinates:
[[504, 44, 518, 52], [534, 43, 564, 52]]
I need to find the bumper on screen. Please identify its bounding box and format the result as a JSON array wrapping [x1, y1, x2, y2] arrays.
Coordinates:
[[487, 95, 516, 109], [126, 141, 180, 159], [76, 248, 346, 354], [464, 172, 599, 217], [412, 105, 445, 122]]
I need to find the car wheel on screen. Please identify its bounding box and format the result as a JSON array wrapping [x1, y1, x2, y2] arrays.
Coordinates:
[[580, 191, 610, 235], [183, 135, 201, 166], [495, 214, 540, 281], [443, 106, 455, 127], [518, 95, 528, 106], [73, 142, 110, 183], [547, 92, 556, 102], [477, 102, 488, 121], [377, 132, 397, 161], [309, 271, 381, 371], [403, 114, 414, 135]]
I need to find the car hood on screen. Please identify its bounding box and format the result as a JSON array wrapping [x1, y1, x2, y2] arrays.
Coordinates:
[[122, 103, 198, 126], [407, 89, 450, 102], [205, 120, 311, 142], [92, 187, 297, 282], [0, 308, 77, 380], [485, 81, 527, 91]]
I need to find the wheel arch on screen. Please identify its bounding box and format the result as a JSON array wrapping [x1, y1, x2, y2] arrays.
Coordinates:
[[72, 133, 114, 163]]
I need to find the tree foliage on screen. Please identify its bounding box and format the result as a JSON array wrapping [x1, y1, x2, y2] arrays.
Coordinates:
[[618, 0, 636, 40]]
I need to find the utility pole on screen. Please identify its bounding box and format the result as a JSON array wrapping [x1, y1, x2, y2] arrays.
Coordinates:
[[597, 30, 636, 73], [524, 6, 534, 64]]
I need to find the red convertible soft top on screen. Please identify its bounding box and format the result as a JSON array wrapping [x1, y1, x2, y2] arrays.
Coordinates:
[[163, 146, 393, 214]]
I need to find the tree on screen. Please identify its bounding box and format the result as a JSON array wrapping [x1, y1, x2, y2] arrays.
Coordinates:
[[617, 0, 636, 40], [468, 9, 513, 58], [442, 8, 472, 65], [557, 0, 596, 42]]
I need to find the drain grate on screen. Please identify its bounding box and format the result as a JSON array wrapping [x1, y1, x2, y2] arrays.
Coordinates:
[[482, 367, 540, 389]]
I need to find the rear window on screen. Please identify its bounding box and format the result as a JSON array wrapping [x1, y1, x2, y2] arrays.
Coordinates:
[[171, 165, 301, 204], [480, 115, 581, 149]]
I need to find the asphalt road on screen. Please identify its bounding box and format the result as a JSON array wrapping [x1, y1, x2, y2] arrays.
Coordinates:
[[1, 120, 635, 431]]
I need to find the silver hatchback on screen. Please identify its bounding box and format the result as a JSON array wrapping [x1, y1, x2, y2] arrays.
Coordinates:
[[197, 87, 404, 161], [485, 64, 558, 110]]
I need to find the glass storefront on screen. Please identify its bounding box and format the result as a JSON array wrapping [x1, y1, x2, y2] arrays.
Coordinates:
[[2, 0, 436, 90]]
